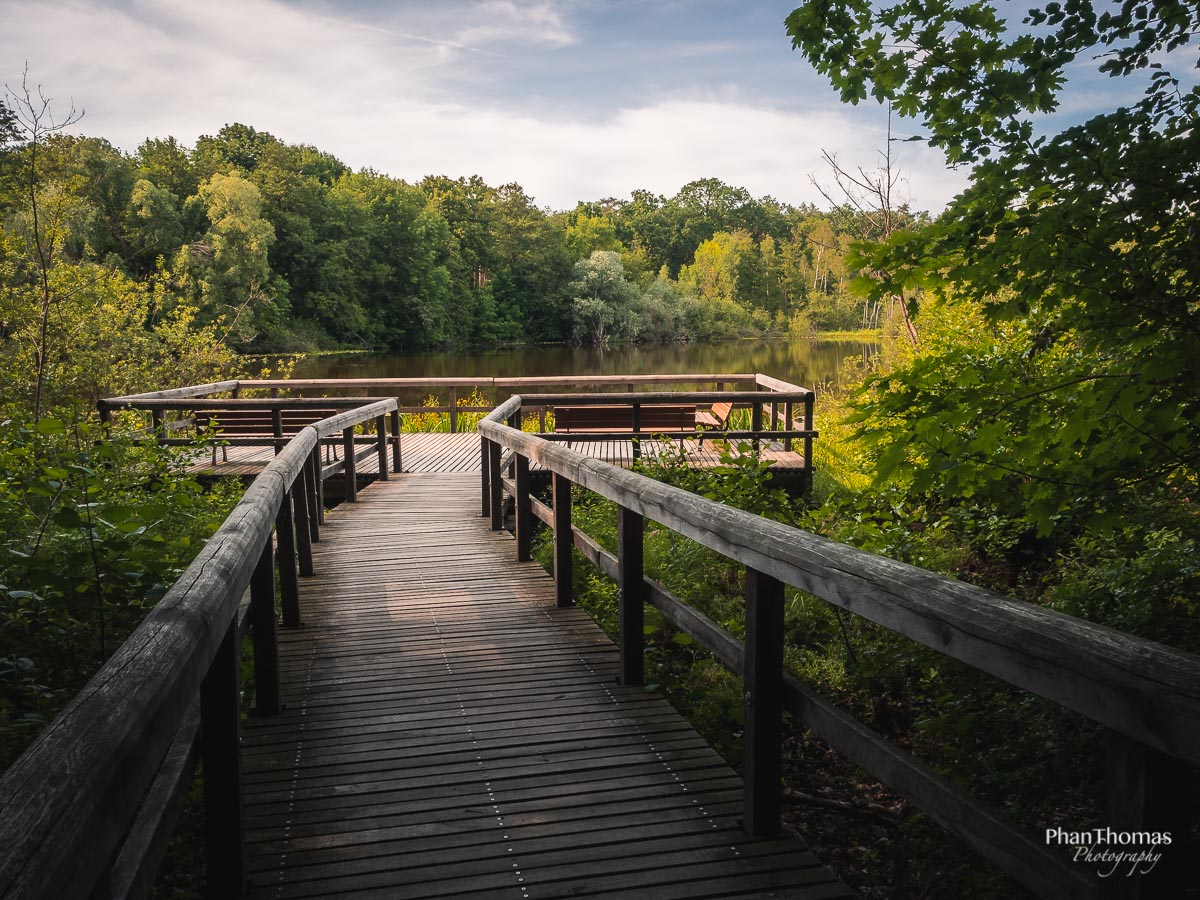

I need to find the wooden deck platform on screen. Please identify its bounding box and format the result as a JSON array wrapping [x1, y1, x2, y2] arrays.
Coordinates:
[[189, 432, 809, 478], [240, 473, 847, 899]]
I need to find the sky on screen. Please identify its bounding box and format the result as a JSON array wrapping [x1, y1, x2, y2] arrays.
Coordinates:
[[0, 0, 1182, 213]]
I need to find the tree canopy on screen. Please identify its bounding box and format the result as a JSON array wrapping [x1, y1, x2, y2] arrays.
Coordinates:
[[787, 0, 1200, 532]]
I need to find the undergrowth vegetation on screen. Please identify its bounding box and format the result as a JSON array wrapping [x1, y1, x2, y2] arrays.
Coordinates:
[[532, 317, 1199, 896]]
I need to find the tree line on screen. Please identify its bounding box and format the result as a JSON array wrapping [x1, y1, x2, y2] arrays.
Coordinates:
[[1, 115, 917, 367]]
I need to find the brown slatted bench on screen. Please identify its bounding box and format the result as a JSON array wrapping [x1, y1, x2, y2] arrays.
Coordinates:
[[553, 403, 697, 437], [194, 408, 341, 464], [694, 400, 734, 445]]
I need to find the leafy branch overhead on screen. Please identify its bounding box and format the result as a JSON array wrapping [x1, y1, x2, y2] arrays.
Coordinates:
[[787, 0, 1200, 531]]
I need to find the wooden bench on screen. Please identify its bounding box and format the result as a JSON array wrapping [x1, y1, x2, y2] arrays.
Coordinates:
[[695, 401, 734, 445], [194, 408, 340, 463], [553, 404, 696, 437]]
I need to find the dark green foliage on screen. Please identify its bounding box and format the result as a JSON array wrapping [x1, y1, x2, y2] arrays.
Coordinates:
[[0, 417, 239, 769], [2, 109, 909, 353]]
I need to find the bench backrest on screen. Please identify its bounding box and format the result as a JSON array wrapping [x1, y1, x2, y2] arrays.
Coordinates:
[[194, 408, 339, 437], [555, 404, 696, 433]]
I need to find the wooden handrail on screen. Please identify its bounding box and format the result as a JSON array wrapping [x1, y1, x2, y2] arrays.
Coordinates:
[[479, 394, 1199, 898], [0, 398, 397, 900]]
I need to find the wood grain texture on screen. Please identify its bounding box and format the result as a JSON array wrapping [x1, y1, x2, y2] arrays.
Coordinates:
[[241, 473, 848, 900]]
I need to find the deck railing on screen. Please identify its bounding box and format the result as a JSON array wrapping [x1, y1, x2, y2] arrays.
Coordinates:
[[0, 399, 396, 900], [479, 394, 1200, 899], [99, 372, 807, 434]]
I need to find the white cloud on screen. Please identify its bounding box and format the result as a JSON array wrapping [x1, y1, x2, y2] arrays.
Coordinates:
[[456, 0, 577, 48], [2, 0, 967, 212]]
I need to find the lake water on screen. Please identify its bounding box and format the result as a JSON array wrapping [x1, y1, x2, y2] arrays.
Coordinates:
[[291, 339, 878, 390]]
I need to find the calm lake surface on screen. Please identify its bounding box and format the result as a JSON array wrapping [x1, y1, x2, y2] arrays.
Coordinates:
[[292, 339, 878, 391]]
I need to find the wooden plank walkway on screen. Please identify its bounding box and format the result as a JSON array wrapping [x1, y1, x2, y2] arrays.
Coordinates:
[[190, 433, 807, 478], [241, 473, 847, 899]]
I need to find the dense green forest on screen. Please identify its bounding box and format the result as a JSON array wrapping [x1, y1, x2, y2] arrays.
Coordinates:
[[0, 109, 911, 370], [2, 0, 1198, 891]]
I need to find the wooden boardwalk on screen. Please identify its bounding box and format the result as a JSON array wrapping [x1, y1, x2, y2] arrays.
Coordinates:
[[240, 473, 847, 899], [190, 433, 808, 478]]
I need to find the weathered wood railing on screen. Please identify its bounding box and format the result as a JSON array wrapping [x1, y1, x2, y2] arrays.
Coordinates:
[[523, 390, 815, 462], [208, 372, 806, 435], [100, 394, 401, 491], [479, 394, 1200, 899], [0, 398, 397, 900]]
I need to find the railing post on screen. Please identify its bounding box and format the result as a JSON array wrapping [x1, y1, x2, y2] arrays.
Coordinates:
[[744, 566, 785, 836], [272, 408, 283, 455], [515, 453, 532, 561], [200, 619, 246, 898], [506, 411, 520, 477], [751, 398, 763, 453], [449, 386, 458, 433], [480, 436, 491, 517], [376, 415, 388, 480], [151, 409, 165, 446], [292, 470, 314, 578], [631, 403, 641, 462], [1104, 732, 1192, 898], [553, 473, 573, 607], [783, 400, 794, 452], [390, 408, 402, 473], [249, 539, 279, 716], [803, 393, 814, 486], [310, 446, 325, 526], [617, 505, 644, 686], [488, 440, 503, 531], [277, 489, 301, 627], [304, 451, 320, 540], [342, 426, 357, 502]]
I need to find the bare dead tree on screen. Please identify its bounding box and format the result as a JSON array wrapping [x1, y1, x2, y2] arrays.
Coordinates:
[[810, 107, 920, 348], [4, 65, 84, 423]]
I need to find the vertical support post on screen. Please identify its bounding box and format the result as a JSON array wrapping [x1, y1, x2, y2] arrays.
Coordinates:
[[507, 411, 520, 477], [98, 401, 111, 431], [342, 427, 356, 502], [231, 384, 241, 398], [272, 408, 283, 455], [539, 407, 547, 432], [375, 415, 388, 480], [515, 453, 531, 561], [249, 539, 279, 716], [803, 393, 814, 484], [304, 452, 320, 541], [750, 398, 763, 453], [1104, 732, 1192, 898], [449, 387, 458, 433], [151, 409, 165, 446], [292, 470, 313, 578], [390, 409, 402, 473], [480, 436, 491, 517], [488, 440, 503, 531], [617, 505, 644, 686], [744, 567, 785, 836], [631, 403, 641, 462], [200, 619, 245, 898], [783, 401, 794, 452], [310, 446, 325, 526], [277, 490, 301, 627], [553, 473, 573, 608]]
